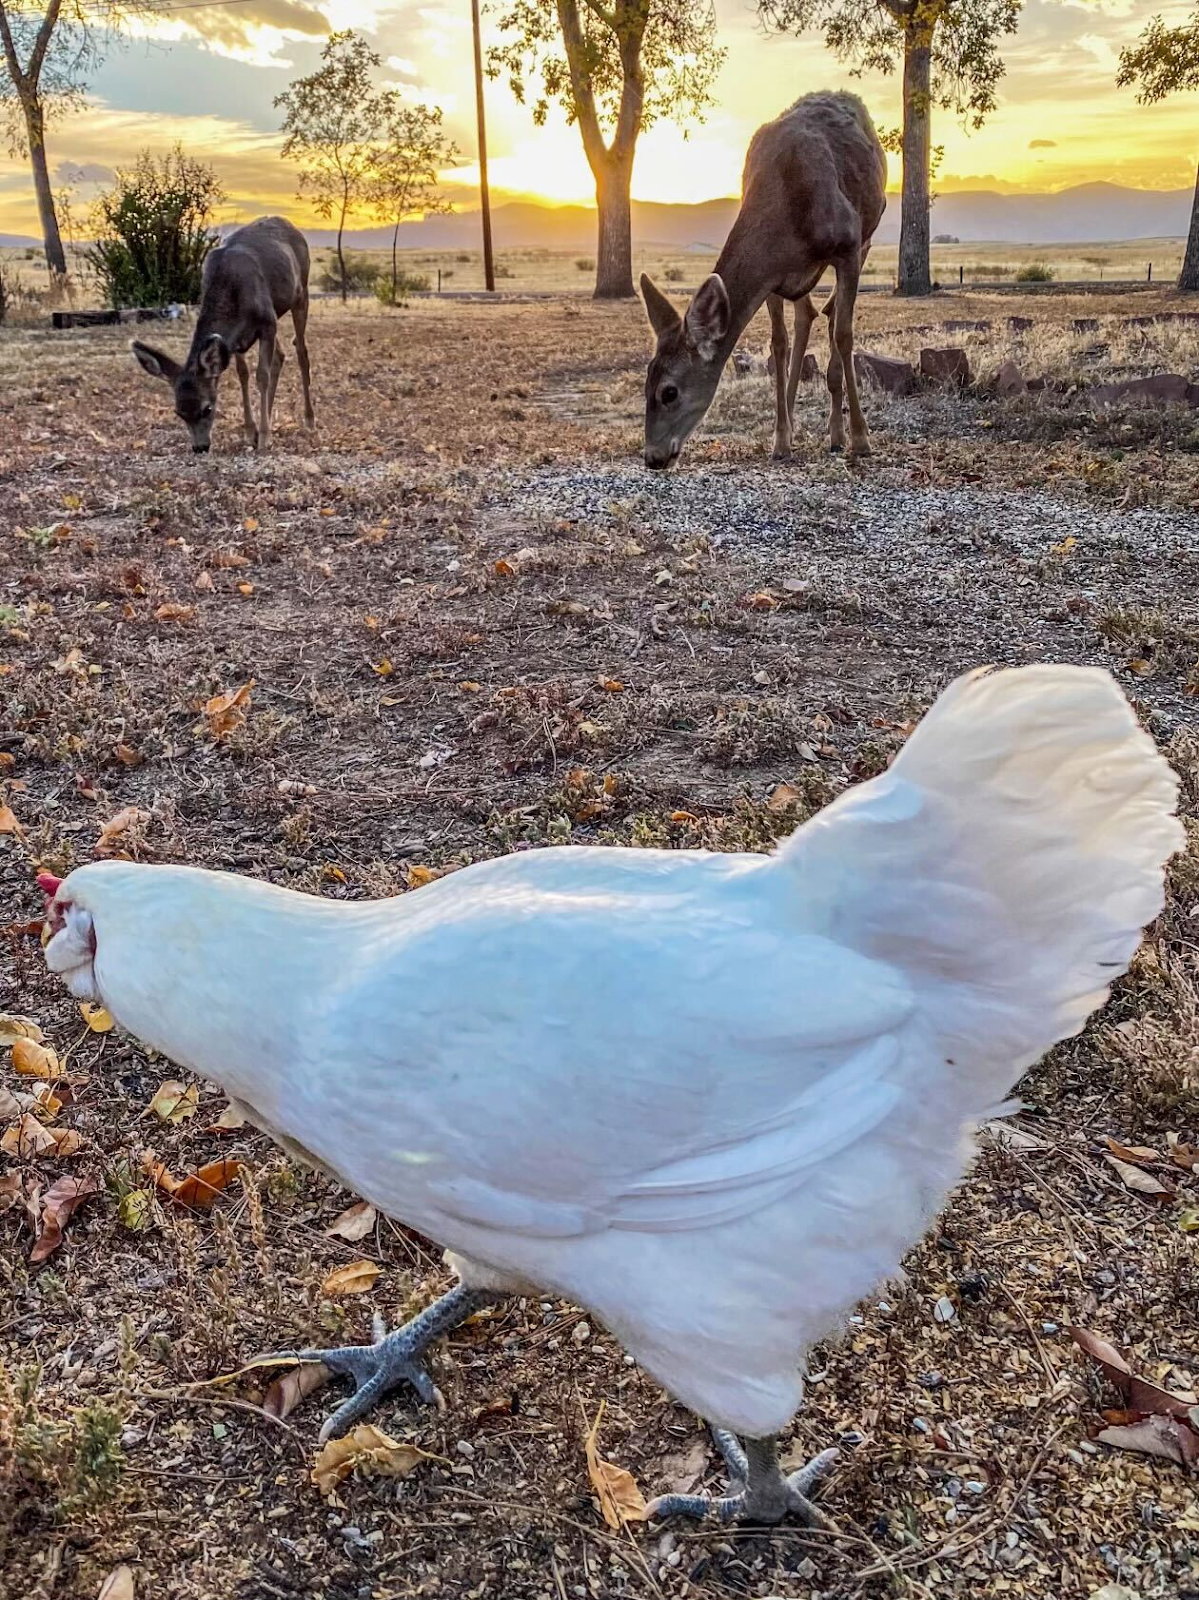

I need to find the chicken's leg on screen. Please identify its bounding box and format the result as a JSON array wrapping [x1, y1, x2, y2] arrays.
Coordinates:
[[271, 1283, 497, 1441], [647, 1428, 838, 1526]]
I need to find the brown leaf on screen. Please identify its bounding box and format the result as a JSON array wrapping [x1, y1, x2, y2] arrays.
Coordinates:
[[147, 1080, 198, 1124], [97, 806, 148, 856], [493, 558, 515, 577], [31, 1174, 99, 1262], [325, 1200, 378, 1242], [203, 682, 253, 741], [1069, 1327, 1196, 1421], [49, 1128, 84, 1157], [0, 1085, 21, 1121], [405, 864, 437, 889], [1169, 1142, 1199, 1172], [745, 590, 779, 612], [173, 1159, 241, 1210], [97, 1565, 135, 1600], [11, 1038, 60, 1079], [264, 1361, 331, 1420], [0, 1014, 42, 1047], [0, 803, 22, 835], [1096, 1413, 1199, 1470], [311, 1423, 443, 1495], [584, 1402, 646, 1528], [320, 1259, 381, 1297], [597, 677, 625, 692], [209, 550, 250, 569], [1, 1113, 56, 1158], [0, 1172, 22, 1213], [1102, 1135, 1159, 1165], [1105, 1155, 1173, 1198], [155, 602, 195, 623], [767, 782, 803, 814]]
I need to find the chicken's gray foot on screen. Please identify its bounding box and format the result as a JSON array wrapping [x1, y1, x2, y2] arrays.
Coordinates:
[[646, 1430, 838, 1526], [269, 1283, 496, 1442]]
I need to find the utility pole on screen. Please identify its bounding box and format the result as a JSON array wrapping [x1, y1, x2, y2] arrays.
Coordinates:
[[470, 0, 496, 292]]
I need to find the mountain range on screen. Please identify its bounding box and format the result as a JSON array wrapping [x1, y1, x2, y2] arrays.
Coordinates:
[[4, 182, 1194, 254]]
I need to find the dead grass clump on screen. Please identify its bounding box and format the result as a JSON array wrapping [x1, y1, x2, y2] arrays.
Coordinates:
[[1095, 605, 1199, 681], [698, 695, 823, 768]]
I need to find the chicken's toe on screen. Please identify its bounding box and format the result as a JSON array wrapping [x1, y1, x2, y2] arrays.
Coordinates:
[[646, 1433, 838, 1527]]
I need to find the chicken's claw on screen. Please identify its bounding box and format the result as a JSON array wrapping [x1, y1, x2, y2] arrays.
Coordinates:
[[646, 1431, 839, 1527]]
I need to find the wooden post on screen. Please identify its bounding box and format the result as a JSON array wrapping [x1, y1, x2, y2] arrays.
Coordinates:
[[1148, 261, 1153, 283], [470, 0, 496, 293]]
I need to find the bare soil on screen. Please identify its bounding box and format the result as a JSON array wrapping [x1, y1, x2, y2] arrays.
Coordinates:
[[1, 288, 1198, 1600]]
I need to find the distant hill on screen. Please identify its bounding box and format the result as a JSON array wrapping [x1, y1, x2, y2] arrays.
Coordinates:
[[0, 234, 40, 248], [304, 182, 1196, 254]]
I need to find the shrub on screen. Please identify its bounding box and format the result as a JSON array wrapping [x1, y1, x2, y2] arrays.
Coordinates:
[[494, 262, 515, 279], [663, 265, 685, 282], [1015, 262, 1055, 283], [575, 256, 595, 272], [316, 252, 381, 295], [85, 146, 222, 308], [375, 269, 431, 305], [455, 252, 471, 263]]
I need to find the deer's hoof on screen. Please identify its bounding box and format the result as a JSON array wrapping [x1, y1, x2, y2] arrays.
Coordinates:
[[771, 443, 792, 462], [849, 438, 872, 460], [828, 441, 844, 455]]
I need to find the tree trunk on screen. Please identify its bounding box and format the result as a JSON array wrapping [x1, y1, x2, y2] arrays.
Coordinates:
[[1179, 158, 1199, 293], [392, 220, 399, 294], [897, 28, 932, 298], [594, 157, 634, 300], [23, 92, 67, 280], [337, 190, 348, 304]]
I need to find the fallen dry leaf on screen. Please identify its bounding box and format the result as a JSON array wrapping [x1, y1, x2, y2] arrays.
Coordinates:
[[0, 802, 22, 834], [1103, 1135, 1159, 1164], [597, 677, 625, 692], [1069, 1327, 1197, 1421], [311, 1423, 444, 1495], [154, 602, 195, 623], [1095, 1413, 1199, 1471], [146, 1155, 240, 1210], [147, 1080, 199, 1124], [11, 1038, 60, 1079], [80, 1002, 114, 1033], [325, 1200, 378, 1242], [1105, 1154, 1173, 1198], [50, 1128, 84, 1157], [584, 1402, 646, 1528], [320, 1259, 381, 1297], [0, 1085, 21, 1121], [97, 806, 148, 856], [0, 1014, 42, 1047], [405, 864, 437, 889], [203, 682, 253, 740], [97, 1564, 135, 1600], [31, 1174, 99, 1262], [208, 1100, 247, 1133], [264, 1360, 331, 1420], [118, 1189, 155, 1232], [0, 1172, 22, 1212], [1, 1113, 56, 1158]]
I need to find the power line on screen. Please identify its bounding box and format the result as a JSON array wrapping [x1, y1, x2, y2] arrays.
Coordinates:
[[9, 0, 319, 21]]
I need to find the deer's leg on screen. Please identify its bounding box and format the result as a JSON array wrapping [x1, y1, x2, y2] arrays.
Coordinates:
[[235, 355, 257, 449], [832, 253, 869, 458], [292, 296, 315, 429], [824, 297, 846, 454], [268, 346, 285, 414], [785, 295, 817, 427], [766, 294, 791, 461], [255, 326, 276, 453]]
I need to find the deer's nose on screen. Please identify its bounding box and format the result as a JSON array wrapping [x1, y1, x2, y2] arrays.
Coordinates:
[[193, 443, 210, 455]]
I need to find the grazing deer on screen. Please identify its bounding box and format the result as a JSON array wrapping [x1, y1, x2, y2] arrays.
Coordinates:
[[131, 216, 315, 455], [640, 92, 885, 469]]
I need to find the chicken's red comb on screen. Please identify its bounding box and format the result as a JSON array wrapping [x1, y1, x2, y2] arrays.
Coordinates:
[[36, 872, 63, 898]]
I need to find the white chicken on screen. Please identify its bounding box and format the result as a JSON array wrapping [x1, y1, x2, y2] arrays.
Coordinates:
[[39, 665, 1181, 1524]]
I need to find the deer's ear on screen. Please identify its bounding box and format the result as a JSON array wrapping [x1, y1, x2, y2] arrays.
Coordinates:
[[131, 341, 180, 383], [684, 274, 730, 362], [640, 273, 680, 339], [197, 334, 229, 378]]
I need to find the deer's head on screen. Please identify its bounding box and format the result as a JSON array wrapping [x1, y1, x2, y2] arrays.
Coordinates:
[[131, 335, 231, 453], [640, 273, 732, 471]]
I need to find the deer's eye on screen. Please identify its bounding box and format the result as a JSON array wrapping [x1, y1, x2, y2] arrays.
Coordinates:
[[201, 405, 213, 418], [660, 384, 679, 405]]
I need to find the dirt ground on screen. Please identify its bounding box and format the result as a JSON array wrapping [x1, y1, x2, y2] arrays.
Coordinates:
[[1, 287, 1198, 1600]]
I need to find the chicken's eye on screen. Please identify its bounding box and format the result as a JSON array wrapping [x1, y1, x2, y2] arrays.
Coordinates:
[[660, 384, 679, 406]]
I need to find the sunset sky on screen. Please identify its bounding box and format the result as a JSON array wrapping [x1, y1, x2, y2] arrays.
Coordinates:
[[2, 0, 1199, 238]]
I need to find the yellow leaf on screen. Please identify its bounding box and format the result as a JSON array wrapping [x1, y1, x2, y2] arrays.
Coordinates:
[[493, 558, 515, 577], [237, 582, 254, 596], [325, 1200, 377, 1242], [1, 1113, 56, 1158], [597, 678, 625, 692], [0, 1014, 43, 1048], [147, 1080, 199, 1124], [118, 1189, 155, 1232], [97, 1565, 135, 1600], [311, 1423, 444, 1495], [1179, 1208, 1199, 1234], [242, 517, 259, 533], [371, 658, 394, 678], [320, 1259, 381, 1297], [406, 864, 437, 889], [80, 1003, 114, 1034], [12, 1038, 61, 1079], [208, 1100, 247, 1133], [584, 1402, 646, 1528], [1126, 658, 1153, 677], [768, 782, 803, 814], [459, 680, 482, 693]]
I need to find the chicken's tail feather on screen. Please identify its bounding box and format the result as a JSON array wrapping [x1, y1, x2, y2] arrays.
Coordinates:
[[778, 665, 1183, 1092]]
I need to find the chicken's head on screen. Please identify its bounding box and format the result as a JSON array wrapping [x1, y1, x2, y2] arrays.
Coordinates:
[[38, 870, 100, 1001]]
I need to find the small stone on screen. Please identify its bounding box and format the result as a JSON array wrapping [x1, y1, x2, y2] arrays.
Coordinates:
[[572, 1320, 591, 1344], [456, 1439, 475, 1458], [934, 1295, 957, 1324], [995, 359, 1026, 398]]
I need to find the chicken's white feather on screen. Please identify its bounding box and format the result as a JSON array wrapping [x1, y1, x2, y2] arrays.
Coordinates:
[[45, 664, 1182, 1437]]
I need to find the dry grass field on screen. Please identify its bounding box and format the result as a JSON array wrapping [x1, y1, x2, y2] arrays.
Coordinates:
[[1, 286, 1198, 1600]]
